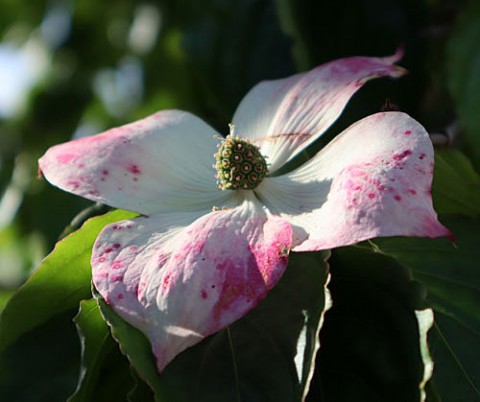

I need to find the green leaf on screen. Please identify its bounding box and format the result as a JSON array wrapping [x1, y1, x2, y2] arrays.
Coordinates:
[[0, 311, 80, 402], [127, 369, 155, 402], [416, 309, 435, 402], [68, 298, 134, 402], [432, 149, 480, 216], [0, 289, 15, 313], [96, 296, 167, 401], [308, 247, 433, 402], [180, 0, 295, 121], [0, 209, 137, 354], [96, 251, 330, 402], [372, 215, 480, 400], [447, 0, 480, 162]]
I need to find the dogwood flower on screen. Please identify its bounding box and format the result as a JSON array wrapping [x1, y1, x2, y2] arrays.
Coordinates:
[[39, 52, 450, 373]]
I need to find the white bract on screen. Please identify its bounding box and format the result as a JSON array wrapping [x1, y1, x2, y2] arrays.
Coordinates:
[[39, 52, 450, 372]]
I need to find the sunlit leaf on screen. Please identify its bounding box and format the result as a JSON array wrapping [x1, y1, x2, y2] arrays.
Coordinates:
[[0, 289, 15, 313], [416, 309, 434, 402], [0, 209, 136, 354]]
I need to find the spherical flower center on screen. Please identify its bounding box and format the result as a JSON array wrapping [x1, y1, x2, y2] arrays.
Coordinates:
[[214, 131, 268, 191]]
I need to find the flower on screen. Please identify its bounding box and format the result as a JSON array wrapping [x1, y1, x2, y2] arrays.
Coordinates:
[[39, 51, 450, 373]]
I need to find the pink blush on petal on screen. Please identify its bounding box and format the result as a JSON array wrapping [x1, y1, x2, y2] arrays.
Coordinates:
[[56, 154, 76, 164], [99, 208, 293, 373]]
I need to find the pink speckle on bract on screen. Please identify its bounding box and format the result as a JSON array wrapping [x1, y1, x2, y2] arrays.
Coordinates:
[[110, 274, 124, 282], [128, 164, 142, 175], [201, 289, 208, 299], [404, 130, 412, 135], [162, 274, 171, 291], [393, 150, 413, 161], [394, 195, 402, 201], [66, 180, 80, 189], [112, 261, 123, 269]]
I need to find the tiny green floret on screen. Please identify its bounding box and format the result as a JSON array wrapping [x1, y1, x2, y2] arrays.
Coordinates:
[[214, 128, 268, 190]]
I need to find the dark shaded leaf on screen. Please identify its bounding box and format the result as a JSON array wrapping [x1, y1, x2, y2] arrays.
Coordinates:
[[308, 246, 432, 402], [180, 0, 295, 124], [96, 297, 168, 402], [432, 149, 480, 216], [127, 369, 155, 402], [68, 299, 134, 402], [447, 0, 480, 163], [0, 311, 80, 402], [372, 215, 480, 400]]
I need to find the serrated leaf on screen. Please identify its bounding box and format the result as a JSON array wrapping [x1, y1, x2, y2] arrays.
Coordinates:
[[447, 0, 480, 161], [432, 149, 480, 216], [96, 251, 330, 402], [308, 247, 432, 402], [372, 215, 480, 400], [68, 298, 134, 402], [0, 209, 137, 354]]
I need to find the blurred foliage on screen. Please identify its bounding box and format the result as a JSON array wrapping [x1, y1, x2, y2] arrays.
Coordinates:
[[1, 0, 480, 401]]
